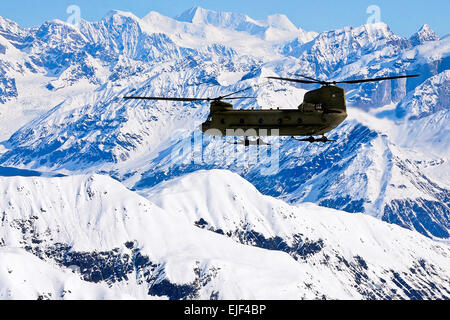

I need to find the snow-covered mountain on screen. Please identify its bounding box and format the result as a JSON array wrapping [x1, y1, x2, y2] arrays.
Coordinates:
[[280, 23, 449, 108], [0, 172, 448, 299], [174, 6, 317, 43], [410, 24, 440, 46], [0, 7, 448, 299], [0, 8, 448, 242], [396, 70, 449, 120]]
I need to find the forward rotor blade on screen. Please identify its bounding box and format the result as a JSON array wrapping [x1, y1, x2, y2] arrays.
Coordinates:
[[124, 96, 257, 102], [220, 85, 254, 99], [292, 74, 322, 82], [124, 96, 212, 102], [334, 74, 420, 84], [267, 76, 321, 84]]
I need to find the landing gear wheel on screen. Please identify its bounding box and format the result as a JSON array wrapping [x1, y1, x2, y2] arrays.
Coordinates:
[[317, 136, 336, 143], [230, 138, 271, 147], [291, 136, 335, 143]]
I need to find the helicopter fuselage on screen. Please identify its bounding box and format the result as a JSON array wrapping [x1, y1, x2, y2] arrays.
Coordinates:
[[201, 85, 348, 137]]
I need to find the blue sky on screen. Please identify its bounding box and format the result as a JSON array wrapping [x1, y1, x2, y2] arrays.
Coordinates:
[[1, 0, 448, 37]]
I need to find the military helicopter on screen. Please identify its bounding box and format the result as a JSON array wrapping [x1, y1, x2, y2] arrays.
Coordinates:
[[124, 74, 419, 145]]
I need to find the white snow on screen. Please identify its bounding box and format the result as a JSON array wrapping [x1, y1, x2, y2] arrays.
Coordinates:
[[0, 247, 147, 300], [0, 6, 449, 299], [0, 172, 449, 299]]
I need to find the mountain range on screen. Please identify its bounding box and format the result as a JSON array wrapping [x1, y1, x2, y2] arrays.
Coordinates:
[[0, 7, 448, 299]]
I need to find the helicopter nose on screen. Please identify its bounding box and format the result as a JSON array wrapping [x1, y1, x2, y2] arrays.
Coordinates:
[[201, 121, 211, 132]]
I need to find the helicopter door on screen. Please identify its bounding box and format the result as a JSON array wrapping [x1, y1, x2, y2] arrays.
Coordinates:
[[301, 102, 316, 113]]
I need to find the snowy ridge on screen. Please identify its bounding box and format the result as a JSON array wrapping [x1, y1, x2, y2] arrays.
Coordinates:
[[0, 174, 320, 299], [0, 173, 449, 299]]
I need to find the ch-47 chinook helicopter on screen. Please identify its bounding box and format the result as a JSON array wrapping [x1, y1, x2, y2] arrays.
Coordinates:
[[124, 73, 419, 146]]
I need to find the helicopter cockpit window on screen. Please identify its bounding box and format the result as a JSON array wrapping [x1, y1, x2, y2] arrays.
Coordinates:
[[315, 104, 323, 111], [207, 116, 213, 121]]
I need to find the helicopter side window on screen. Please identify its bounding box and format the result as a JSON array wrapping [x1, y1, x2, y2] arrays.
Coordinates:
[[259, 118, 264, 124], [221, 119, 225, 124], [240, 119, 245, 124], [297, 118, 303, 124], [278, 119, 283, 125]]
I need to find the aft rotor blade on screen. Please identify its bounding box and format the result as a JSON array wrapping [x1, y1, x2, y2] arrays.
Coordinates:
[[267, 76, 321, 84], [334, 74, 420, 84], [222, 96, 257, 100], [124, 96, 212, 102]]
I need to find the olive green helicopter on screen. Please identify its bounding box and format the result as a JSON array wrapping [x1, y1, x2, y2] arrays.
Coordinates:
[[124, 74, 419, 146]]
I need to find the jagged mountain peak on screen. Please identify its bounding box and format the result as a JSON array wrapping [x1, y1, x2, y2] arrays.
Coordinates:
[[174, 6, 306, 38], [32, 19, 87, 40], [175, 6, 202, 20], [410, 24, 440, 46], [103, 9, 141, 21], [98, 10, 146, 33], [418, 24, 433, 32], [285, 21, 402, 55], [48, 19, 80, 29], [264, 14, 298, 31], [31, 20, 89, 45], [175, 6, 251, 26], [280, 21, 408, 78], [142, 10, 166, 21], [95, 10, 146, 38], [323, 22, 397, 41]]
